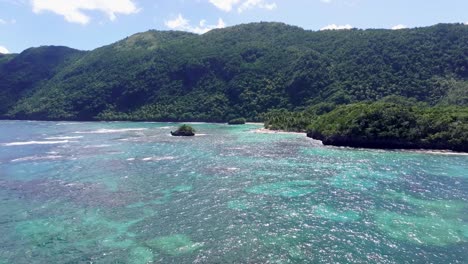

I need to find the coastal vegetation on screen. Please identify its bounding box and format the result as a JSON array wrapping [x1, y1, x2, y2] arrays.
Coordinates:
[[306, 102, 468, 152], [228, 118, 246, 125], [171, 124, 196, 136], [0, 23, 467, 150], [1, 23, 466, 122], [264, 97, 468, 151]]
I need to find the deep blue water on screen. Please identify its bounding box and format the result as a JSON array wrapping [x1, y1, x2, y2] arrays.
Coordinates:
[[0, 121, 467, 263]]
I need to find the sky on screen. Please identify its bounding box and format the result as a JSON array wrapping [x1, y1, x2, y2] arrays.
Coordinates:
[[0, 0, 467, 54]]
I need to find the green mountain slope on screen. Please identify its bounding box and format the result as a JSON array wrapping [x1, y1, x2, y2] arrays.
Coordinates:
[[0, 46, 85, 115], [1, 22, 467, 121]]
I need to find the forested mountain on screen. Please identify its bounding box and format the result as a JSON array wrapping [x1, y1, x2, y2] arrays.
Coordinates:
[[1, 22, 467, 121], [0, 46, 84, 115]]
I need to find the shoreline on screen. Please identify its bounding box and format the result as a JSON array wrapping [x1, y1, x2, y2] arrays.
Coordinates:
[[245, 122, 264, 125], [325, 144, 468, 156], [404, 149, 468, 156], [256, 128, 468, 155], [252, 128, 305, 135], [2, 119, 466, 155], [0, 119, 266, 126], [307, 131, 468, 155]]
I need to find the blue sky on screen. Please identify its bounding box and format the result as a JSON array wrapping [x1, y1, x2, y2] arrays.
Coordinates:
[[0, 0, 467, 54]]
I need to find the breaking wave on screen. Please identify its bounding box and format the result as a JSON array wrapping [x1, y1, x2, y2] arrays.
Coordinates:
[[73, 128, 147, 134], [2, 140, 73, 146]]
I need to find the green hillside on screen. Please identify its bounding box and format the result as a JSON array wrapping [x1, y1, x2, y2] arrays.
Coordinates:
[[1, 22, 467, 121], [0, 46, 85, 115], [306, 101, 468, 152]]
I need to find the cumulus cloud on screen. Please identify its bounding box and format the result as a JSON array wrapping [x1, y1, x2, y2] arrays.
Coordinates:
[[237, 0, 277, 13], [209, 0, 241, 12], [320, 24, 353, 30], [320, 0, 332, 3], [392, 24, 407, 30], [165, 14, 226, 34], [0, 46, 9, 54], [31, 0, 139, 25], [165, 14, 189, 29], [209, 0, 276, 12]]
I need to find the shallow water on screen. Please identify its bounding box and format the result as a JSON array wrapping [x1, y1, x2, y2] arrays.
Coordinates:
[[0, 121, 467, 263]]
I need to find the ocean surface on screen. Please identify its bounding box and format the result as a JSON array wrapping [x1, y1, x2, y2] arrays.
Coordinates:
[[0, 121, 467, 263]]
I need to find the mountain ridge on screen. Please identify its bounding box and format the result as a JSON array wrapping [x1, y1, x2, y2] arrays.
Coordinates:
[[1, 22, 467, 121]]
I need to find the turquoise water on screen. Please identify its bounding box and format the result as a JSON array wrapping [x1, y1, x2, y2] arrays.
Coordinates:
[[0, 121, 467, 263]]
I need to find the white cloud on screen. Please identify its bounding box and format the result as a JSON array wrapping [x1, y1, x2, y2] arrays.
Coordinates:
[[237, 0, 277, 13], [209, 0, 276, 12], [465, 22, 468, 25], [165, 14, 189, 29], [0, 46, 9, 54], [209, 0, 241, 12], [320, 0, 332, 3], [0, 0, 27, 5], [392, 24, 407, 30], [0, 18, 16, 25], [165, 14, 226, 34], [320, 24, 353, 30], [31, 0, 139, 25]]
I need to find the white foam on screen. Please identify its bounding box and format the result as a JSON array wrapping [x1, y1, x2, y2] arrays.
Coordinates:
[[184, 122, 206, 124], [252, 128, 304, 135], [11, 155, 63, 162], [83, 144, 111, 148], [74, 128, 147, 134], [2, 140, 73, 146], [226, 147, 247, 150], [56, 122, 81, 125], [405, 150, 468, 156], [142, 156, 176, 162], [45, 136, 84, 140], [127, 158, 136, 161]]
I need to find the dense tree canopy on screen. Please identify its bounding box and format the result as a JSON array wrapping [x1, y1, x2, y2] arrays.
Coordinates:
[[228, 118, 246, 125], [0, 23, 467, 122], [171, 124, 196, 137], [305, 102, 468, 151]]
